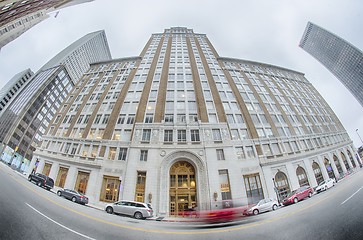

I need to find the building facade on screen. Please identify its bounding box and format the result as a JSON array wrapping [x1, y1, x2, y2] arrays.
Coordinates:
[[0, 30, 111, 171], [0, 0, 94, 50], [30, 27, 360, 217], [299, 22, 363, 107], [0, 68, 33, 115]]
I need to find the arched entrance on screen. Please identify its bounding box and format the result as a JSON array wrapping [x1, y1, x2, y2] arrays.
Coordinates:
[[296, 166, 309, 187], [274, 171, 290, 200], [312, 162, 324, 185], [169, 161, 197, 216]]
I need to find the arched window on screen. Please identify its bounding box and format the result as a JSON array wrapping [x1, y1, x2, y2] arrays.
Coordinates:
[[312, 162, 324, 185], [341, 152, 350, 170], [333, 155, 343, 174], [274, 171, 290, 199], [347, 150, 356, 168], [324, 158, 335, 179], [296, 166, 309, 187]]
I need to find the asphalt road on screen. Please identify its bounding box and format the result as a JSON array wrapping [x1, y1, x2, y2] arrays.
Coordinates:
[[1, 161, 363, 240]]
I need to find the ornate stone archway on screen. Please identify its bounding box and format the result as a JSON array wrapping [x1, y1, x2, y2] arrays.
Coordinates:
[[158, 151, 209, 216]]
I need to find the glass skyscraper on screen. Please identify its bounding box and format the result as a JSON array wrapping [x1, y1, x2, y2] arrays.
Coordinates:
[[299, 22, 363, 107]]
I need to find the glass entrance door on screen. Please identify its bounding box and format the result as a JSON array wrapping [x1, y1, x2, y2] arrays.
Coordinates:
[[169, 161, 196, 216]]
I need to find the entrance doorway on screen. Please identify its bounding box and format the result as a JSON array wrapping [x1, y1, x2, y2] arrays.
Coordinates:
[[169, 161, 196, 216]]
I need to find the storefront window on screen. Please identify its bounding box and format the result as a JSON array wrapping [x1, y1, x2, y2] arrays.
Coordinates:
[[75, 171, 90, 194], [55, 167, 68, 188], [100, 176, 120, 202], [244, 173, 264, 204], [42, 163, 52, 176], [296, 166, 309, 187]]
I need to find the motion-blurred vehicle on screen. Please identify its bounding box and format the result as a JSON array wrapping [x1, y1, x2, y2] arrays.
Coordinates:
[[245, 198, 279, 215], [315, 178, 336, 193], [282, 186, 313, 206], [28, 173, 54, 191], [105, 200, 153, 219], [200, 200, 247, 223], [57, 188, 89, 205]]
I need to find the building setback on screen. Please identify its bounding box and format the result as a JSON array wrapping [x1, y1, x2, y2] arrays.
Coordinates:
[[299, 22, 363, 107], [30, 27, 360, 217]]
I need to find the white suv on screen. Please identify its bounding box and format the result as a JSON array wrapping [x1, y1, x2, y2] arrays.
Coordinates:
[[105, 200, 153, 219]]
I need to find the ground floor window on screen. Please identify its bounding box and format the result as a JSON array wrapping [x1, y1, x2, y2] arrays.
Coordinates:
[[42, 163, 52, 176], [341, 153, 350, 170], [296, 166, 309, 187], [333, 155, 343, 174], [219, 169, 232, 201], [75, 171, 90, 194], [55, 167, 68, 188], [243, 173, 264, 204], [312, 162, 324, 185], [274, 171, 290, 199], [100, 175, 120, 202]]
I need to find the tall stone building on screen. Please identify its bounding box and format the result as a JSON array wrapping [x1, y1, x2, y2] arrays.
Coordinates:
[[31, 27, 359, 217], [300, 22, 363, 107]]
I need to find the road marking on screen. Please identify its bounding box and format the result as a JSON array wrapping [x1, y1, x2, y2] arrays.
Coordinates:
[[341, 186, 363, 205], [2, 164, 360, 235], [26, 203, 96, 240]]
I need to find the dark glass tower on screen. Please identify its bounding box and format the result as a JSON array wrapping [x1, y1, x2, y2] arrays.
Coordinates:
[[299, 22, 363, 107]]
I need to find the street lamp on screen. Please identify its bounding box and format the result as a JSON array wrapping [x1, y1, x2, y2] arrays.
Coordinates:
[[355, 129, 363, 147]]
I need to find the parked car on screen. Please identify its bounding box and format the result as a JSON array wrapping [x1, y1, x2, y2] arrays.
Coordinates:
[[28, 173, 54, 190], [282, 186, 313, 206], [245, 198, 279, 215], [105, 200, 153, 219], [315, 178, 336, 193], [57, 189, 89, 205]]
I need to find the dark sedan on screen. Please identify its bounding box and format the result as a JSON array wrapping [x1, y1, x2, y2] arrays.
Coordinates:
[[57, 189, 89, 205]]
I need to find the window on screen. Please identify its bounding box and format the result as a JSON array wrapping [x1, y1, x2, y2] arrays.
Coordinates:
[[117, 114, 126, 124], [94, 114, 102, 124], [75, 171, 90, 194], [244, 174, 264, 204], [55, 167, 68, 188], [164, 130, 173, 142], [212, 129, 222, 142], [127, 115, 135, 124], [246, 146, 255, 158], [108, 147, 117, 160], [177, 130, 186, 142], [219, 170, 232, 200], [102, 114, 110, 124], [165, 114, 174, 123], [236, 146, 245, 159], [191, 130, 200, 142], [142, 129, 151, 142], [216, 149, 225, 161], [177, 114, 186, 123], [145, 114, 153, 123], [118, 148, 128, 161], [100, 176, 120, 202], [263, 144, 272, 156], [140, 150, 148, 161]]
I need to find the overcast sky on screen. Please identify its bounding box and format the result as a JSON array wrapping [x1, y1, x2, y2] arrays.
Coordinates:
[[1, 0, 362, 147]]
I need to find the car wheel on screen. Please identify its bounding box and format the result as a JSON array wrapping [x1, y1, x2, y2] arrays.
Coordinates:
[[106, 207, 113, 214], [272, 204, 278, 211], [294, 197, 298, 203], [72, 197, 77, 203], [28, 176, 32, 181], [308, 192, 312, 198], [57, 191, 62, 196], [37, 182, 42, 187], [134, 212, 143, 219], [253, 209, 259, 215]]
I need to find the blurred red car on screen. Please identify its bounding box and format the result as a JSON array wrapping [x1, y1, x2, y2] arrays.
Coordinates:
[[200, 200, 248, 223], [282, 186, 313, 206]]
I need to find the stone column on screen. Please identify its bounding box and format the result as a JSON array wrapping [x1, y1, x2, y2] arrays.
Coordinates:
[[303, 158, 317, 187], [285, 162, 300, 190], [317, 155, 329, 181], [48, 162, 59, 181]]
